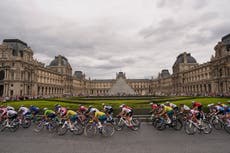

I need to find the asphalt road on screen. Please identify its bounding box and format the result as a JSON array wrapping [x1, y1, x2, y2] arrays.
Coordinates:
[[0, 123, 229, 153]]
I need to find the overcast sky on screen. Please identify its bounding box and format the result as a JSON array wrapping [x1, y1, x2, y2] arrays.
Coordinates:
[[0, 0, 229, 79]]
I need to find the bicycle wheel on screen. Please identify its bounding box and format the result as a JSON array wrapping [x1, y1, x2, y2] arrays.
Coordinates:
[[155, 118, 166, 131], [47, 121, 58, 133], [72, 122, 84, 135], [202, 121, 212, 134], [211, 118, 222, 130], [84, 123, 97, 137], [184, 121, 196, 135], [21, 118, 31, 128], [131, 118, 141, 131], [34, 121, 44, 132], [114, 118, 124, 131], [224, 124, 230, 134], [102, 123, 115, 137], [0, 120, 6, 132], [9, 120, 19, 132], [57, 124, 68, 136], [172, 119, 183, 131]]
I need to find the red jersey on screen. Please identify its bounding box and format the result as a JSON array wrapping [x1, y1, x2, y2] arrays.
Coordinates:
[[193, 102, 202, 108]]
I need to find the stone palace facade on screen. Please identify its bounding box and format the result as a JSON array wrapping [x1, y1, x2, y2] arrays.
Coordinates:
[[0, 34, 229, 99]]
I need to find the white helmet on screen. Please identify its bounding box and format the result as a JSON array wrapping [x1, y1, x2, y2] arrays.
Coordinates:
[[90, 108, 97, 113], [119, 104, 125, 108], [165, 101, 170, 105], [7, 106, 14, 111], [207, 103, 214, 107]]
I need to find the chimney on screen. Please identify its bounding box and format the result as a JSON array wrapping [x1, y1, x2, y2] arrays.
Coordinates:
[[183, 52, 187, 63]]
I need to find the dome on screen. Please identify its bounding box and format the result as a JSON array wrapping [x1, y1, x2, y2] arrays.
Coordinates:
[[160, 69, 170, 78], [173, 52, 197, 66], [49, 55, 69, 67]]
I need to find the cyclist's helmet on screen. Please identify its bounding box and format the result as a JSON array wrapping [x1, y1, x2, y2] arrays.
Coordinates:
[[43, 107, 48, 111], [90, 108, 97, 113], [7, 106, 14, 110], [54, 104, 61, 111], [165, 101, 170, 105], [149, 102, 153, 105], [217, 102, 221, 105], [102, 103, 105, 106], [120, 104, 125, 108], [207, 103, 214, 108]]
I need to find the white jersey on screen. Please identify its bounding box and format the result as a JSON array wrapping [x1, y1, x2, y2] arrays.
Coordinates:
[[104, 105, 112, 110], [122, 107, 132, 113], [18, 107, 30, 115], [182, 105, 190, 111], [169, 103, 177, 109], [7, 110, 17, 117]]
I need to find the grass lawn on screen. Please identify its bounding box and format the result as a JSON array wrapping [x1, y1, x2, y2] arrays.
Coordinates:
[[1, 97, 229, 111], [2, 97, 230, 114]]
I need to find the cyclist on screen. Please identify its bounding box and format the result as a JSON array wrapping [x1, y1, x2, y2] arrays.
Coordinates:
[[66, 108, 77, 130], [102, 103, 113, 121], [190, 108, 201, 126], [0, 105, 7, 121], [54, 104, 67, 118], [179, 104, 190, 113], [224, 105, 230, 127], [89, 108, 107, 129], [158, 104, 173, 124], [192, 101, 203, 111], [18, 105, 31, 122], [29, 105, 40, 122], [213, 103, 225, 116], [77, 105, 89, 121], [192, 101, 203, 122], [43, 108, 56, 122], [165, 101, 178, 114], [6, 107, 18, 127], [117, 104, 133, 127], [149, 102, 159, 114]]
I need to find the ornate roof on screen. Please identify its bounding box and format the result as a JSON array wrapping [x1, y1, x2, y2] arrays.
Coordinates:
[[49, 55, 70, 67], [173, 52, 197, 66]]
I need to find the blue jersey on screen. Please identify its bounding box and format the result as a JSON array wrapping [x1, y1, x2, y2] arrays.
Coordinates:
[[225, 107, 230, 113], [215, 105, 224, 112], [30, 106, 39, 113]]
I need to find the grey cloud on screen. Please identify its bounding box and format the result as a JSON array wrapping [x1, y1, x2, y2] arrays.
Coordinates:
[[192, 0, 208, 9], [0, 0, 229, 79], [156, 0, 184, 8]]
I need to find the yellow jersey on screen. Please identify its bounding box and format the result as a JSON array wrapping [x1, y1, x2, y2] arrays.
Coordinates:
[[95, 111, 105, 118], [66, 110, 76, 117], [164, 106, 173, 112]]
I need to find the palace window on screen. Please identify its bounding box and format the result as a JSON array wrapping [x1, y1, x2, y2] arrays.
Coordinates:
[[12, 49, 17, 56]]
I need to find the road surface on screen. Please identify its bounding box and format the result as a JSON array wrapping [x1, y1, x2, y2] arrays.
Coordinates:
[[0, 123, 229, 153]]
